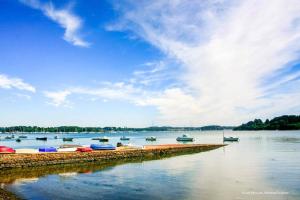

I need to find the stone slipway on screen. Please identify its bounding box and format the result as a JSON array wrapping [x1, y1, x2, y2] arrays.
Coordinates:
[[0, 144, 225, 170]]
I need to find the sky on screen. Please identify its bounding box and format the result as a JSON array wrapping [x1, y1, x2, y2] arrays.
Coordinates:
[[0, 0, 300, 127]]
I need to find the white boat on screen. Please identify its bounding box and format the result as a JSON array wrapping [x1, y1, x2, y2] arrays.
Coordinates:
[[15, 149, 39, 154], [57, 147, 77, 152], [176, 134, 194, 142]]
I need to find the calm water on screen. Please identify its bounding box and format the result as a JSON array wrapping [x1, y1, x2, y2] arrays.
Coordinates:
[[1, 131, 300, 200]]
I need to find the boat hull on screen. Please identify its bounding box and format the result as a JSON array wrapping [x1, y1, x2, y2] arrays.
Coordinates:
[[90, 144, 116, 150], [223, 137, 239, 142], [176, 138, 194, 142]]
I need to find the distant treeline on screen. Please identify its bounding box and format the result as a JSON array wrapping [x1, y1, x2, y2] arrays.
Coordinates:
[[234, 115, 300, 130], [0, 125, 234, 133]]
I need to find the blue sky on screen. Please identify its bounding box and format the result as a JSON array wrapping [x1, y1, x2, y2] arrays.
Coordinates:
[[1, 0, 300, 127]]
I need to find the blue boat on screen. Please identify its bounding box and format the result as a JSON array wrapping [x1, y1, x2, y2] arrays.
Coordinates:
[[90, 144, 116, 150], [39, 147, 57, 152]]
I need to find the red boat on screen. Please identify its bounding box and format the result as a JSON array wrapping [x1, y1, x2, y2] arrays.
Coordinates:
[[0, 146, 15, 154], [76, 147, 93, 152]]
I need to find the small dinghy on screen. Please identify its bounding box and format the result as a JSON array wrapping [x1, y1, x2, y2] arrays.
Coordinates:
[[120, 136, 130, 141], [223, 137, 239, 142], [59, 144, 82, 148], [15, 149, 39, 154], [0, 146, 15, 154], [176, 134, 194, 142], [146, 136, 157, 141], [36, 137, 47, 141], [90, 144, 116, 150], [57, 147, 77, 152], [39, 147, 57, 152], [63, 138, 73, 142], [16, 138, 21, 142], [76, 147, 93, 152]]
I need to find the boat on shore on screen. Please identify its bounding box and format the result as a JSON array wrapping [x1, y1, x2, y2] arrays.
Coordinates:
[[0, 146, 15, 154], [120, 136, 130, 140], [15, 149, 39, 154], [76, 147, 93, 152], [90, 144, 116, 150], [39, 147, 57, 152], [36, 137, 47, 141], [176, 134, 194, 142], [146, 136, 157, 141]]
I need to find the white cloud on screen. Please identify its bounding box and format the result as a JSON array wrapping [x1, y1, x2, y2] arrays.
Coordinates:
[[20, 0, 89, 47], [44, 90, 71, 107], [106, 0, 300, 125], [0, 74, 36, 92]]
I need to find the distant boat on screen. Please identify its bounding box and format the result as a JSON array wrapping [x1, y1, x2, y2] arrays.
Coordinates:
[[146, 136, 157, 141], [54, 136, 58, 139], [5, 136, 12, 140], [176, 134, 194, 142], [36, 137, 47, 141], [223, 130, 239, 142], [19, 135, 27, 139], [63, 138, 73, 142], [223, 137, 239, 142], [92, 137, 109, 142], [16, 138, 21, 142], [120, 136, 130, 140]]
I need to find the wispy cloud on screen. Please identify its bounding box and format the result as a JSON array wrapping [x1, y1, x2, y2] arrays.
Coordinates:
[[0, 74, 36, 92], [107, 0, 300, 125], [43, 82, 147, 107], [20, 0, 89, 47]]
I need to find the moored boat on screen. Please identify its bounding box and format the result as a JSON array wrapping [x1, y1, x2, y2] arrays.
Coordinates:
[[223, 137, 239, 142], [146, 136, 157, 141], [120, 136, 130, 140], [19, 135, 28, 139], [90, 144, 116, 150], [39, 147, 57, 152], [5, 136, 12, 140], [0, 146, 15, 154], [36, 137, 47, 141], [176, 134, 194, 142], [63, 138, 73, 142], [16, 138, 21, 142]]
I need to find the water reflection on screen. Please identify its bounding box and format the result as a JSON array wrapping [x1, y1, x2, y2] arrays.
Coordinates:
[[1, 131, 300, 200]]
